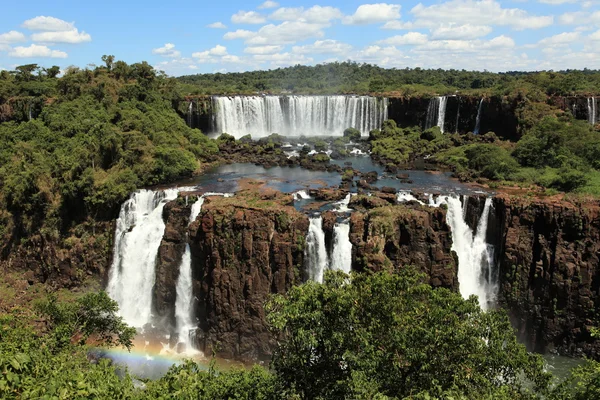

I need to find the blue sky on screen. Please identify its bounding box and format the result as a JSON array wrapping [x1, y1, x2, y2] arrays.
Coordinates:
[[1, 0, 599, 75]]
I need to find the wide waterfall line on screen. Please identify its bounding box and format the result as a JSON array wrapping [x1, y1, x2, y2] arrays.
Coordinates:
[[474, 98, 484, 135], [399, 192, 497, 310], [590, 97, 597, 125], [212, 95, 388, 138], [107, 189, 179, 328], [305, 217, 329, 283], [437, 96, 448, 133], [330, 222, 352, 274]]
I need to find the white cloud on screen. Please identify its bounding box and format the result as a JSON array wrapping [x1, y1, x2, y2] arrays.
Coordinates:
[[152, 43, 181, 58], [558, 11, 600, 25], [270, 6, 343, 24], [31, 28, 91, 44], [538, 0, 576, 3], [231, 11, 266, 24], [258, 1, 279, 9], [207, 22, 227, 29], [244, 45, 284, 54], [591, 30, 600, 40], [343, 3, 401, 25], [411, 0, 553, 30], [192, 45, 232, 63], [381, 20, 414, 30], [538, 31, 581, 46], [0, 31, 26, 44], [22, 16, 74, 31], [252, 52, 314, 67], [224, 29, 256, 40], [292, 39, 353, 55], [9, 44, 67, 58], [379, 32, 429, 46], [246, 21, 326, 45], [431, 24, 492, 40]]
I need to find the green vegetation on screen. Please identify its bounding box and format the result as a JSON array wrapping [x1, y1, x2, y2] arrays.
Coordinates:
[[178, 61, 600, 96], [3, 269, 600, 399], [0, 58, 218, 250]]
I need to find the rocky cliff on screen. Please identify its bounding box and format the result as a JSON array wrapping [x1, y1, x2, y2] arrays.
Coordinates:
[[494, 194, 600, 357], [347, 198, 458, 289], [188, 189, 309, 361]]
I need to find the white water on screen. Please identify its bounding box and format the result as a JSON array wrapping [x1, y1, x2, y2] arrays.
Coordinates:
[[174, 244, 198, 355], [437, 96, 448, 133], [187, 101, 193, 127], [396, 191, 425, 205], [330, 222, 352, 274], [474, 98, 484, 135], [293, 190, 311, 200], [107, 189, 179, 328], [438, 196, 496, 310], [334, 194, 353, 213], [212, 95, 388, 138], [589, 97, 597, 125], [305, 217, 329, 283]]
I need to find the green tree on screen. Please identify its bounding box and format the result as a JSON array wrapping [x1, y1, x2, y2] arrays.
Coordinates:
[[267, 269, 551, 399]]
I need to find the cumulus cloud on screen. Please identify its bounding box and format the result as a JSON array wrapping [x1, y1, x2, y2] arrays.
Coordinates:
[[231, 11, 266, 24], [244, 45, 284, 54], [343, 3, 401, 25], [430, 24, 492, 40], [22, 16, 74, 31], [558, 11, 600, 25], [192, 45, 236, 63], [538, 31, 581, 46], [31, 29, 91, 44], [538, 0, 576, 3], [379, 32, 429, 46], [246, 21, 326, 45], [258, 1, 279, 9], [411, 0, 553, 30], [252, 52, 314, 67], [292, 39, 353, 55], [0, 31, 27, 43], [270, 6, 343, 24], [207, 22, 227, 29], [591, 30, 600, 40], [152, 43, 181, 58], [9, 44, 67, 58], [224, 29, 256, 40]]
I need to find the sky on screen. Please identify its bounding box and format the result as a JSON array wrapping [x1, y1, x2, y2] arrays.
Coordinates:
[[0, 0, 599, 76]]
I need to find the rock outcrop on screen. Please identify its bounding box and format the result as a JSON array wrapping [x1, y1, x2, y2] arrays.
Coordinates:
[[349, 202, 459, 290], [494, 194, 600, 358], [189, 190, 309, 361]]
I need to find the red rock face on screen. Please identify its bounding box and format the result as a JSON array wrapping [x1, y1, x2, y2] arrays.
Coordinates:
[[348, 204, 458, 290], [188, 194, 309, 362], [494, 194, 600, 357]]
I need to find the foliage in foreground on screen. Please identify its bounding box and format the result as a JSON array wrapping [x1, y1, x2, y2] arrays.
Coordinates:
[[3, 273, 600, 399]]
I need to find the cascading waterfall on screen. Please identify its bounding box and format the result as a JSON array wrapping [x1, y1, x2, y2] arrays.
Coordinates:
[[589, 97, 597, 125], [305, 217, 329, 283], [425, 97, 439, 130], [399, 192, 497, 310], [437, 96, 448, 133], [455, 97, 460, 134], [212, 95, 388, 138], [107, 189, 179, 328], [330, 222, 352, 274], [186, 101, 193, 127], [474, 98, 484, 135], [440, 196, 496, 310]]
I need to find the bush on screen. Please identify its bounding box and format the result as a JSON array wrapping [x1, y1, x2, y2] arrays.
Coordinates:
[[465, 144, 519, 180], [343, 127, 362, 141]]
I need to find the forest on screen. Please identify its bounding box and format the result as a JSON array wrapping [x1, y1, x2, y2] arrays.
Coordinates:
[[178, 61, 600, 96], [1, 57, 600, 398]]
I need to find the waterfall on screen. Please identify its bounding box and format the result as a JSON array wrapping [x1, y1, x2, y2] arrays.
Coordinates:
[[437, 96, 448, 133], [186, 101, 193, 127], [590, 97, 597, 125], [293, 190, 311, 200], [212, 95, 388, 138], [305, 217, 328, 283], [425, 97, 439, 130], [330, 222, 352, 274], [439, 196, 496, 310], [455, 97, 460, 134], [174, 244, 197, 354], [106, 189, 179, 328], [397, 191, 425, 205], [474, 98, 484, 135], [27, 102, 33, 121]]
